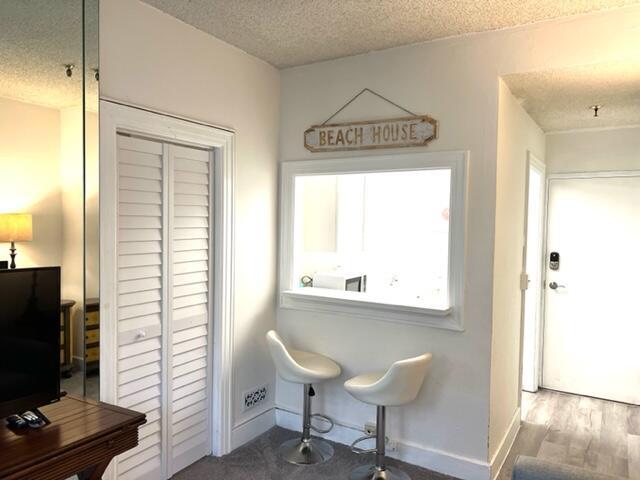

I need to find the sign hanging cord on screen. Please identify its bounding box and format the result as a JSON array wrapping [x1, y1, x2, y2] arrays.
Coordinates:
[[321, 88, 417, 125]]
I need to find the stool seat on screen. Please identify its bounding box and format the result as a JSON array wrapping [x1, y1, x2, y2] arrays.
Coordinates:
[[289, 348, 342, 381], [344, 353, 432, 406], [265, 330, 341, 465], [344, 353, 432, 480], [266, 331, 341, 384]]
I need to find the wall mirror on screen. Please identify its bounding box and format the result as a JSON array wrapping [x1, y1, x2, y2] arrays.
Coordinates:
[[0, 0, 99, 399]]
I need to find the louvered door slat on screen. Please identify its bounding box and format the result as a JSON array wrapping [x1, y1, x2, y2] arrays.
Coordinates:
[[119, 177, 162, 193], [169, 144, 212, 475], [119, 253, 162, 268], [173, 410, 207, 435], [119, 190, 163, 205], [119, 240, 163, 255], [119, 313, 162, 334], [139, 421, 161, 440], [174, 182, 208, 195], [174, 205, 209, 217], [173, 368, 207, 388], [120, 216, 163, 229], [172, 399, 207, 424], [119, 202, 162, 216], [116, 134, 165, 480], [174, 271, 208, 286], [119, 289, 162, 307], [174, 282, 208, 298], [174, 263, 208, 278]]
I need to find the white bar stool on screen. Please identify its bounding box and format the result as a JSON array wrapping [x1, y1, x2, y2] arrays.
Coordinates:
[[344, 353, 432, 480], [266, 330, 341, 465]]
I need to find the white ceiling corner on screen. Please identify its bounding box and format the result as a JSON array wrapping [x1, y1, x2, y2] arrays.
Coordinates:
[[141, 0, 640, 68], [503, 61, 640, 132]]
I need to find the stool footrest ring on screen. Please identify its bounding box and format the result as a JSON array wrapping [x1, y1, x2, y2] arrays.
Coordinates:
[[310, 413, 334, 434], [350, 434, 377, 455]]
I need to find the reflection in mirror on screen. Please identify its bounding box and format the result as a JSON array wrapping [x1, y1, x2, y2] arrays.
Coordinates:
[[0, 1, 87, 398], [84, 0, 100, 400]]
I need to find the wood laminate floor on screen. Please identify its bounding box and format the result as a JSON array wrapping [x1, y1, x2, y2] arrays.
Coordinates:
[[498, 389, 640, 479]]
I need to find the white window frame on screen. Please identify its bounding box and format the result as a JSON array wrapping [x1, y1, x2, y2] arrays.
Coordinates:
[[279, 150, 468, 331]]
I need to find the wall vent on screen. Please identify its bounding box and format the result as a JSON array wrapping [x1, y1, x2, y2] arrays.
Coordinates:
[[243, 384, 268, 411]]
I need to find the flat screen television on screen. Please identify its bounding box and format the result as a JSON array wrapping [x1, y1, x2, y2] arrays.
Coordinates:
[[0, 267, 61, 419]]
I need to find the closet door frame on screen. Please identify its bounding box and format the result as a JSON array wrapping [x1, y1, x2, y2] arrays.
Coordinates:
[[100, 101, 236, 476]]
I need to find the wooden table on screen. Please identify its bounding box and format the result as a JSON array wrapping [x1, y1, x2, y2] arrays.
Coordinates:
[[0, 396, 146, 480]]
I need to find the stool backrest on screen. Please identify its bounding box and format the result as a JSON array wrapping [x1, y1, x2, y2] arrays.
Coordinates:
[[265, 330, 304, 383], [378, 353, 432, 406]]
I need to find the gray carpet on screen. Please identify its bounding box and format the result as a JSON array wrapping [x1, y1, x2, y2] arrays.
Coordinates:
[[174, 426, 456, 480]]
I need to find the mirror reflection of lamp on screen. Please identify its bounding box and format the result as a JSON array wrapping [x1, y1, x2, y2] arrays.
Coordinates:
[[0, 214, 33, 269]]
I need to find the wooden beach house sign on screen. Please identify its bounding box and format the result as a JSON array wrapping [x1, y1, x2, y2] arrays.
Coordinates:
[[304, 89, 438, 153]]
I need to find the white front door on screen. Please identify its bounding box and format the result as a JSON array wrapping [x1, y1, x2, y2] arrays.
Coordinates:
[[542, 174, 640, 405]]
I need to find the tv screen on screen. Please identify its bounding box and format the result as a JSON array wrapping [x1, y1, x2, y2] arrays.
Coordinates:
[[0, 267, 61, 419]]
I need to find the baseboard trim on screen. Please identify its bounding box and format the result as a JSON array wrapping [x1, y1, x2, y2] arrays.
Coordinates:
[[490, 407, 521, 480], [231, 407, 276, 451], [72, 356, 84, 370], [275, 407, 491, 480]]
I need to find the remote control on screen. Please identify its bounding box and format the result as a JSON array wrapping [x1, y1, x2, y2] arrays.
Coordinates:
[[5, 414, 27, 429], [21, 411, 45, 428]]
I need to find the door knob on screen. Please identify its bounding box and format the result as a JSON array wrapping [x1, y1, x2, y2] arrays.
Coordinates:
[[549, 281, 566, 290]]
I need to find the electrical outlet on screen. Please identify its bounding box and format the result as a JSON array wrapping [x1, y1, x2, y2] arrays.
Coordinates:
[[364, 422, 377, 436], [387, 439, 398, 452], [243, 384, 268, 411]]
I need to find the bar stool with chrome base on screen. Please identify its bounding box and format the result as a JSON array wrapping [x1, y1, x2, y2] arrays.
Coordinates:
[[266, 330, 341, 465], [344, 353, 432, 480]]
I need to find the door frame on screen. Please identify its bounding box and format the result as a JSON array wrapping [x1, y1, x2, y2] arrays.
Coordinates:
[[541, 169, 640, 390], [519, 151, 546, 394], [99, 101, 236, 473]]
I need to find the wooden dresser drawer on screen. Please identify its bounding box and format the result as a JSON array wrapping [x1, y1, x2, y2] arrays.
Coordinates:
[[85, 346, 100, 363], [85, 329, 100, 344], [86, 310, 100, 327]]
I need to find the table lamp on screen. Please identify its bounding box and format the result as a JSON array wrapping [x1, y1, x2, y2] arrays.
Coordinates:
[[0, 214, 33, 269]]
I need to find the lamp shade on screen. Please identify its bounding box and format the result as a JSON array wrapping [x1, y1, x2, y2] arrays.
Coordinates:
[[0, 214, 33, 242]]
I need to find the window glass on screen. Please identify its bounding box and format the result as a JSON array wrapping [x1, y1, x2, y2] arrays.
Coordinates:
[[293, 169, 452, 308]]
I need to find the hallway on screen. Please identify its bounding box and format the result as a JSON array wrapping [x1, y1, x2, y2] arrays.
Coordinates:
[[499, 389, 640, 479]]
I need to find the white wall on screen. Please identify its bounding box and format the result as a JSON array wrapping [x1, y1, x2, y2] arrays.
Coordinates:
[[100, 0, 281, 438], [489, 80, 545, 465], [278, 7, 640, 478], [86, 110, 100, 300], [546, 126, 640, 174], [59, 105, 86, 363], [0, 97, 62, 268]]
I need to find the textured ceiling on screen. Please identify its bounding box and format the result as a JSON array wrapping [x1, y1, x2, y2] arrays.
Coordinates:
[[503, 61, 640, 132], [142, 0, 640, 68], [0, 0, 98, 110]]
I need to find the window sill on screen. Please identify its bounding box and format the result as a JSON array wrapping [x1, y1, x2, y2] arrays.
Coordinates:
[[280, 288, 463, 331]]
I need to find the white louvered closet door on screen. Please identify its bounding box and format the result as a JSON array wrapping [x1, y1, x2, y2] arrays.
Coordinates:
[[116, 135, 166, 480], [114, 134, 213, 480], [168, 144, 212, 475]]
